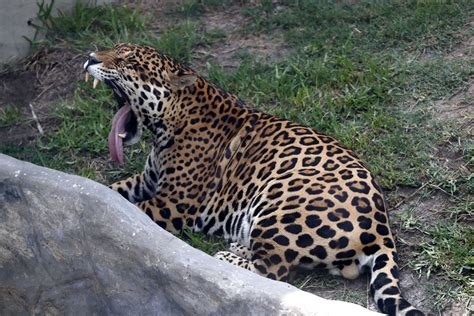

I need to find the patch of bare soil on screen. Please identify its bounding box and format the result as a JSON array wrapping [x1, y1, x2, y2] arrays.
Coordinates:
[[0, 70, 39, 146], [298, 255, 432, 313], [26, 47, 84, 105], [0, 71, 38, 108], [122, 1, 290, 72], [298, 270, 373, 311], [123, 0, 179, 33], [434, 19, 473, 128], [436, 142, 470, 176], [123, 1, 290, 73], [0, 46, 84, 146], [434, 79, 473, 133], [195, 5, 290, 72], [446, 19, 473, 62], [392, 190, 453, 225]]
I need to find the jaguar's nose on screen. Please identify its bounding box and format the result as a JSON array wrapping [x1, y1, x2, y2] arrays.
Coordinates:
[[83, 53, 102, 70]]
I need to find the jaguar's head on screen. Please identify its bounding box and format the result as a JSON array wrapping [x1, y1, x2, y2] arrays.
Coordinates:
[[83, 43, 197, 163]]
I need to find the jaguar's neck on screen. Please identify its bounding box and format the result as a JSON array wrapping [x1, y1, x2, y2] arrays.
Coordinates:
[[151, 77, 255, 154]]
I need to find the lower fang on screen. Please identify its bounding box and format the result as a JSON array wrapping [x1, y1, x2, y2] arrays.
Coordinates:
[[118, 133, 126, 138], [93, 78, 99, 89], [85, 72, 89, 82]]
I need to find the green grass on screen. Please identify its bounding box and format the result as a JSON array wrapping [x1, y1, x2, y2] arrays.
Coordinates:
[[295, 271, 368, 305], [412, 221, 474, 313], [180, 229, 227, 255], [398, 195, 474, 285], [167, 0, 234, 17], [243, 0, 472, 54], [394, 183, 474, 311], [1, 1, 473, 312], [156, 20, 226, 62], [412, 223, 473, 281], [51, 84, 115, 155], [29, 0, 147, 49], [0, 105, 23, 127], [427, 281, 471, 314], [28, 1, 222, 63]]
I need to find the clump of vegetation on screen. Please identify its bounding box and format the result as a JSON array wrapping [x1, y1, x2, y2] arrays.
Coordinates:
[[0, 105, 24, 127]]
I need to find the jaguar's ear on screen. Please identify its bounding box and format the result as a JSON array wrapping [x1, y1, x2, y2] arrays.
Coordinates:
[[168, 72, 197, 90]]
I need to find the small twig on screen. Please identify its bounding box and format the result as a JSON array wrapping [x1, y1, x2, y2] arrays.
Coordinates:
[[221, 47, 241, 54], [428, 183, 460, 201], [393, 182, 430, 209], [29, 103, 44, 135], [34, 82, 55, 101], [366, 275, 370, 308], [297, 275, 312, 289]]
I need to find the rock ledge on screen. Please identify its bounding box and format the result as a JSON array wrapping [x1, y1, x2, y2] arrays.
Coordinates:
[[0, 154, 379, 316]]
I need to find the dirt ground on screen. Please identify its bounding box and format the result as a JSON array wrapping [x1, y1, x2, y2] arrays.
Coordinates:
[[0, 47, 84, 146], [196, 5, 289, 72], [0, 1, 472, 315]]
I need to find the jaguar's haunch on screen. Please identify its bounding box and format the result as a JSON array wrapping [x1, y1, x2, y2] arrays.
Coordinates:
[[84, 43, 423, 316]]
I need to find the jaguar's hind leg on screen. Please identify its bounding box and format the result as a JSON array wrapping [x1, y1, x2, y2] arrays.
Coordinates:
[[228, 242, 252, 260], [214, 251, 256, 271], [214, 250, 291, 282]]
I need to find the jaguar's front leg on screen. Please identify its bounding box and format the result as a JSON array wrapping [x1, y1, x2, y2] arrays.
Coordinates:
[[134, 197, 185, 235], [110, 153, 161, 203], [111, 174, 186, 234], [109, 172, 153, 203]]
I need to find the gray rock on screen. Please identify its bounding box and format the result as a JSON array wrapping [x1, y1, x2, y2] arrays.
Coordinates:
[[0, 154, 380, 316], [0, 0, 111, 64]]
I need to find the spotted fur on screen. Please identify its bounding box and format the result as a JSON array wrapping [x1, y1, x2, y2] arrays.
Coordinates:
[[85, 44, 423, 315]]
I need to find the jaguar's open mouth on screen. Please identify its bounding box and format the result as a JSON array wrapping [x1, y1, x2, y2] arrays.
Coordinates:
[[83, 57, 140, 164]]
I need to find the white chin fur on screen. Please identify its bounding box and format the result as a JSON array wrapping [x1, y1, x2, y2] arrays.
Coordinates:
[[86, 64, 104, 81]]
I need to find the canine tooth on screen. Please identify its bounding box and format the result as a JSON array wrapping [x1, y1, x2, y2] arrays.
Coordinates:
[[93, 78, 99, 89], [85, 72, 89, 82], [118, 133, 126, 138]]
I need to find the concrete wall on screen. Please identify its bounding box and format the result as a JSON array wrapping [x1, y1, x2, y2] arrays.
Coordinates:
[[0, 0, 111, 65]]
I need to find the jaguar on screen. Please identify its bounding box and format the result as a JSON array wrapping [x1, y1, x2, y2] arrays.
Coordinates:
[[83, 43, 423, 315]]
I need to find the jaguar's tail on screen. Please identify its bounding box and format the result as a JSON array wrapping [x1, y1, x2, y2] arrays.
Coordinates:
[[370, 249, 424, 316]]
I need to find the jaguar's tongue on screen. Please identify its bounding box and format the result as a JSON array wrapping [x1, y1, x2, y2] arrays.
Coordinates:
[[108, 105, 132, 164]]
